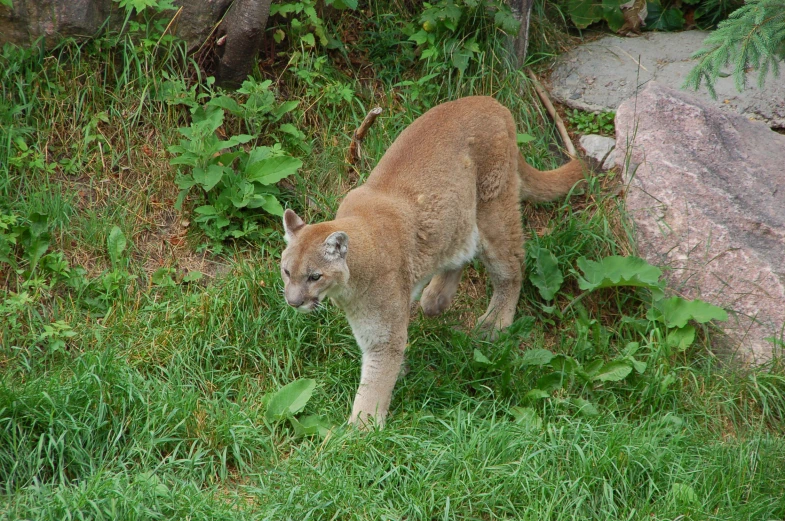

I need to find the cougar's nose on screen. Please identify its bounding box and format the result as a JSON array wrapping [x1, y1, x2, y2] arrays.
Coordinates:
[[286, 296, 304, 308]]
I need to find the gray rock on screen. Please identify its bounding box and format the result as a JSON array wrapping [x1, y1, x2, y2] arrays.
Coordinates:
[[601, 149, 617, 171], [616, 82, 785, 363], [552, 31, 785, 129], [0, 0, 233, 51], [579, 134, 616, 169]]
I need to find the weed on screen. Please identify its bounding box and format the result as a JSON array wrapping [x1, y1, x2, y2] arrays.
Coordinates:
[[567, 109, 616, 136], [167, 77, 303, 250]]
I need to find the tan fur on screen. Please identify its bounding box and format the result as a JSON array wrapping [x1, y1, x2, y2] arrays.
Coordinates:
[[280, 96, 585, 428]]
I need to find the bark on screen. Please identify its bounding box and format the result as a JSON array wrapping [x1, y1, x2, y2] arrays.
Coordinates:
[[507, 0, 534, 68], [214, 0, 272, 88]]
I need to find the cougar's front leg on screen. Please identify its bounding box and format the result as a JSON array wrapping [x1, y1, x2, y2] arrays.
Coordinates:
[[346, 309, 409, 429]]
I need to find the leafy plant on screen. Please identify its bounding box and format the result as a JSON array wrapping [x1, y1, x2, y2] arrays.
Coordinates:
[[407, 0, 520, 75], [567, 109, 615, 136], [288, 53, 356, 110], [0, 210, 52, 276], [37, 320, 77, 354], [167, 79, 304, 249], [510, 251, 729, 413], [564, 0, 716, 32], [263, 379, 331, 437], [565, 0, 627, 31], [113, 0, 178, 47], [270, 0, 357, 48], [644, 1, 686, 31]]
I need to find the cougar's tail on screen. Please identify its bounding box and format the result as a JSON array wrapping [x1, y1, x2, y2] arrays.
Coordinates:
[[517, 152, 585, 203]]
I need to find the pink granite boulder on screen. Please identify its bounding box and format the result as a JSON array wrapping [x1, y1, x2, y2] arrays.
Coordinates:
[[616, 82, 785, 363]]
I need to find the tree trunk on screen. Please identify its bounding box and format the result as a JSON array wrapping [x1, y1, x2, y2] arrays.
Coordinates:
[[507, 0, 534, 68], [214, 0, 272, 88]]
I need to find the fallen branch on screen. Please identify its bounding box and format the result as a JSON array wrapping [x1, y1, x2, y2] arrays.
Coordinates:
[[526, 70, 577, 158], [347, 107, 383, 166]]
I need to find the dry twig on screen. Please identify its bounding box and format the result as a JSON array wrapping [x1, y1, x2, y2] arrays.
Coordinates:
[[526, 70, 577, 158], [347, 107, 383, 166]]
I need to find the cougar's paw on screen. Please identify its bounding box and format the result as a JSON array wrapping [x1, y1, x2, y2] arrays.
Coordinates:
[[348, 411, 385, 431], [420, 289, 450, 317], [476, 311, 511, 341]]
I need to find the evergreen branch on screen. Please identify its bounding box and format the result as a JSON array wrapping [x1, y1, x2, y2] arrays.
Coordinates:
[[683, 0, 785, 97]]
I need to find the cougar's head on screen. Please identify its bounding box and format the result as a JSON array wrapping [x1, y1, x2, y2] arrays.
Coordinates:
[[280, 209, 350, 313]]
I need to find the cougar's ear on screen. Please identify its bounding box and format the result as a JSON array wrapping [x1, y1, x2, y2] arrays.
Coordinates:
[[283, 209, 305, 242], [323, 231, 349, 260]]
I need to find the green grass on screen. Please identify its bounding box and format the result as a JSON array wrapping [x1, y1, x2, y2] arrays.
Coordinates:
[[1, 4, 784, 520]]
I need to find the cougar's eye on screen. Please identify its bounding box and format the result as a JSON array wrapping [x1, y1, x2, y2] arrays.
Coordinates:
[[308, 273, 322, 282], [283, 269, 290, 277]]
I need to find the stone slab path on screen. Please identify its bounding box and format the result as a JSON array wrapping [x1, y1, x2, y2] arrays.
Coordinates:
[[550, 31, 785, 129]]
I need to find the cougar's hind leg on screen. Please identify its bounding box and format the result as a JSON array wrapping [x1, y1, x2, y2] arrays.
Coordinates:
[[420, 267, 464, 317], [475, 195, 524, 340]]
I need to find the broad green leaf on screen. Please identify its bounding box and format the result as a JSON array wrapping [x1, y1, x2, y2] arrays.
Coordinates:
[[246, 156, 302, 185], [473, 349, 493, 367], [28, 212, 48, 237], [505, 315, 536, 339], [273, 101, 300, 118], [583, 358, 604, 377], [602, 0, 626, 31], [301, 33, 316, 47], [409, 30, 429, 46], [118, 0, 157, 12], [577, 255, 664, 298], [494, 10, 521, 34], [667, 324, 696, 351], [1, 0, 14, 8], [536, 372, 564, 392], [568, 0, 604, 28], [278, 123, 301, 136], [629, 356, 647, 374], [671, 483, 698, 506], [516, 133, 535, 144], [645, 3, 685, 31], [594, 360, 633, 382], [247, 146, 273, 164], [652, 297, 728, 328], [182, 271, 203, 283], [520, 348, 554, 367], [191, 105, 224, 133], [152, 267, 176, 286], [260, 194, 284, 217], [571, 397, 599, 417], [194, 205, 217, 216], [528, 246, 563, 301], [524, 388, 550, 402], [290, 414, 332, 437], [193, 164, 225, 192], [510, 407, 543, 430], [220, 134, 255, 150], [451, 48, 472, 74], [230, 181, 254, 208], [265, 379, 316, 421], [332, 0, 358, 9], [25, 233, 50, 272], [622, 341, 640, 356], [175, 173, 197, 191], [207, 95, 242, 114], [216, 151, 244, 167], [107, 226, 127, 265], [550, 354, 578, 374], [169, 152, 198, 167]]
